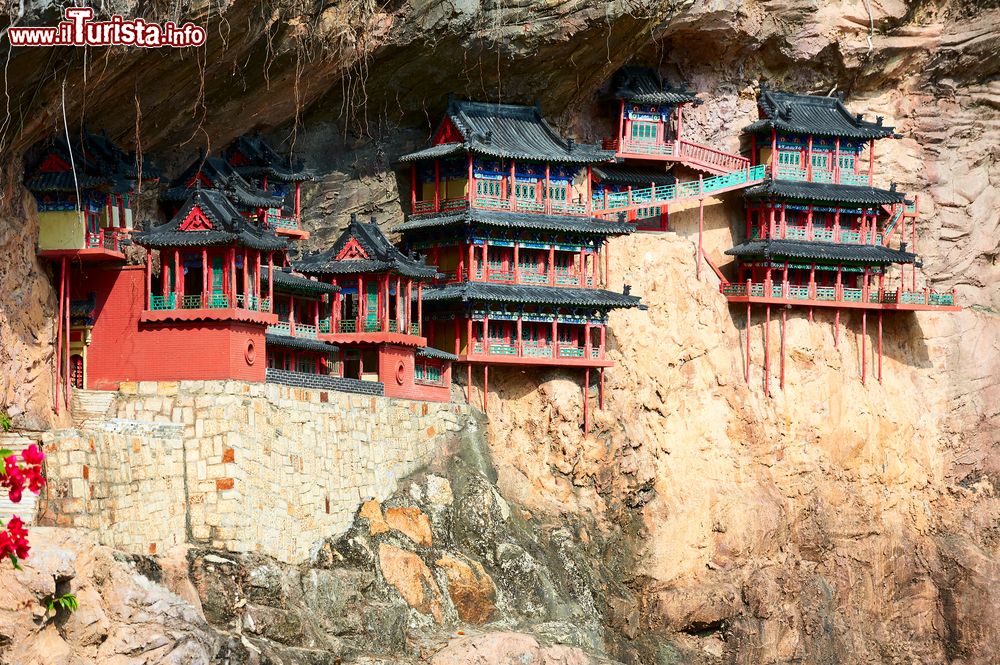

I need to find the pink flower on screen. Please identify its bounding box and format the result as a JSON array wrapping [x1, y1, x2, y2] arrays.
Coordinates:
[[20, 445, 44, 466]]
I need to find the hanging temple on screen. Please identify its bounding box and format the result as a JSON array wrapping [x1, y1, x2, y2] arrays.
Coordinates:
[[26, 69, 959, 431]]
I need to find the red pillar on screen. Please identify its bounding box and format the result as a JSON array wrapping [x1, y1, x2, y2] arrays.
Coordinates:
[[265, 252, 273, 311], [410, 164, 417, 213], [697, 183, 704, 280], [599, 368, 605, 410], [145, 251, 153, 307], [417, 283, 423, 336], [64, 264, 70, 406], [878, 311, 883, 384], [483, 365, 488, 411], [780, 308, 786, 390], [583, 368, 590, 434], [586, 165, 593, 215], [466, 363, 472, 404], [201, 249, 208, 305], [434, 160, 440, 211], [467, 154, 474, 206], [295, 183, 302, 222], [861, 310, 867, 385], [745, 301, 751, 384], [834, 308, 840, 348], [764, 305, 771, 397], [55, 257, 65, 413]]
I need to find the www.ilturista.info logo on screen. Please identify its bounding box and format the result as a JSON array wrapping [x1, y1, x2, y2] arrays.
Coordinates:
[[7, 7, 206, 47]]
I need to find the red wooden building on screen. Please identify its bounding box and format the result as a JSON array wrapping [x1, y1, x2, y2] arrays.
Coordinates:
[[720, 89, 959, 391], [25, 131, 159, 412], [293, 215, 453, 402], [224, 134, 313, 239], [160, 155, 282, 222], [395, 98, 644, 428]]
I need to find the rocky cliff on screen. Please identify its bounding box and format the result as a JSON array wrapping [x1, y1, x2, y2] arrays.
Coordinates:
[[0, 0, 998, 663]]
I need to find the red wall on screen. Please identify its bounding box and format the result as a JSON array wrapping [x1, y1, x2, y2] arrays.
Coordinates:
[[73, 266, 266, 389], [378, 344, 451, 402]]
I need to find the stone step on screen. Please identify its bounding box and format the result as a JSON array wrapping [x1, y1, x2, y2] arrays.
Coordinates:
[[0, 434, 44, 527], [71, 389, 117, 425]]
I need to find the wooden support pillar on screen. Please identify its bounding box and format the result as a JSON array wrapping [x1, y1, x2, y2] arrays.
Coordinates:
[[549, 245, 556, 286], [599, 368, 605, 410], [509, 160, 516, 211], [467, 363, 472, 404], [242, 249, 249, 307], [145, 251, 153, 306], [417, 283, 423, 335], [764, 305, 771, 397], [697, 182, 704, 280], [483, 365, 488, 411], [289, 295, 296, 336], [868, 139, 875, 185], [770, 128, 777, 173], [878, 311, 883, 384], [434, 160, 440, 211], [586, 165, 593, 215], [64, 263, 70, 406], [583, 368, 590, 434], [745, 301, 751, 384], [255, 252, 261, 308], [834, 308, 840, 347], [295, 183, 302, 222], [806, 134, 813, 180], [861, 310, 867, 385], [544, 163, 551, 215], [780, 308, 787, 390], [466, 154, 475, 206], [769, 206, 776, 239], [55, 257, 65, 412], [201, 249, 209, 304], [268, 252, 274, 311]]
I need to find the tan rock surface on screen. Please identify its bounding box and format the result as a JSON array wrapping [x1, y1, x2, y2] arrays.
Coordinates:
[[435, 554, 497, 624], [385, 506, 434, 547], [377, 542, 444, 623]]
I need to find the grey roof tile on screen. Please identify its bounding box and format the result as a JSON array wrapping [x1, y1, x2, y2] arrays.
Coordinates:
[[726, 239, 916, 264], [745, 90, 896, 139], [745, 179, 907, 206], [421, 281, 644, 309], [393, 208, 634, 236]]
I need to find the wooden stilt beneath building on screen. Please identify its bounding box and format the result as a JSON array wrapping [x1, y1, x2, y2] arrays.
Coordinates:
[[745, 302, 751, 384], [861, 310, 867, 386], [483, 365, 488, 411], [64, 262, 71, 409], [697, 190, 704, 280], [599, 368, 605, 410], [780, 308, 787, 390], [583, 368, 590, 434], [54, 257, 66, 414], [764, 305, 771, 396], [467, 364, 472, 405], [834, 308, 840, 348], [878, 311, 883, 384]]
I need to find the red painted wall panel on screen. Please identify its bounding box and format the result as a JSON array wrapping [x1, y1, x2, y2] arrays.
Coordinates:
[[73, 266, 266, 389], [378, 344, 450, 402]]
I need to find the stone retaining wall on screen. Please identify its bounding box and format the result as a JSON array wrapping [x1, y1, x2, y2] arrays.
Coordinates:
[[41, 381, 468, 562]]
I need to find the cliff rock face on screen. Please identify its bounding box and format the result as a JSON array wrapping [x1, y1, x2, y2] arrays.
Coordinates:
[[0, 1, 998, 663]]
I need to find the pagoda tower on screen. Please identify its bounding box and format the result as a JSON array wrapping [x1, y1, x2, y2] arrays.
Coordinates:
[[721, 88, 958, 391], [394, 98, 644, 429]]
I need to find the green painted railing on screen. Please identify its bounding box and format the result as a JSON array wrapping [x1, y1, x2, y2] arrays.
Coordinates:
[[319, 318, 331, 333], [410, 323, 420, 335], [339, 320, 356, 333], [593, 164, 767, 213], [488, 343, 517, 355], [523, 345, 553, 358], [558, 347, 584, 358], [149, 294, 176, 310], [364, 319, 381, 333]]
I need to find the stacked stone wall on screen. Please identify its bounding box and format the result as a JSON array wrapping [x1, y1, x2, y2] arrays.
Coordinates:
[[42, 381, 468, 562]]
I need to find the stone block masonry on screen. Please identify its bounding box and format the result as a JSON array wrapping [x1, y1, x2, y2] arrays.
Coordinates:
[[41, 381, 468, 563]]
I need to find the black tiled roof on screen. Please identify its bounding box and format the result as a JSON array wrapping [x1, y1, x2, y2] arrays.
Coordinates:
[[745, 179, 906, 206], [612, 66, 699, 105], [294, 214, 438, 280], [417, 346, 458, 362], [421, 281, 644, 309], [261, 266, 339, 296], [25, 172, 109, 192], [592, 164, 677, 187], [265, 333, 338, 354], [745, 90, 896, 139], [224, 134, 314, 183], [398, 99, 614, 165], [134, 189, 288, 251], [393, 208, 634, 236], [160, 156, 282, 210], [726, 239, 916, 265]]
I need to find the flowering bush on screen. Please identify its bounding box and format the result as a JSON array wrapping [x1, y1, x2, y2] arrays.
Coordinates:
[[0, 444, 46, 568]]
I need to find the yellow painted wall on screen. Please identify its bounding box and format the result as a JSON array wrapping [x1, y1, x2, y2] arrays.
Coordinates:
[[38, 211, 85, 251], [421, 178, 469, 201]]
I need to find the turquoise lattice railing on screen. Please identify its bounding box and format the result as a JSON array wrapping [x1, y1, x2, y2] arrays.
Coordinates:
[[593, 164, 767, 213]]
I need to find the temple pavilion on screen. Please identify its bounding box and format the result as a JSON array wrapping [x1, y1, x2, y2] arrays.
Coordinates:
[[223, 134, 314, 239], [394, 98, 644, 428], [293, 215, 453, 402], [720, 89, 959, 391], [159, 155, 282, 221]]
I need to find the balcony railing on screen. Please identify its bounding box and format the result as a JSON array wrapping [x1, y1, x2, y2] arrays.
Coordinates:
[[593, 164, 768, 215], [720, 281, 956, 308], [468, 340, 605, 361], [781, 226, 881, 244], [265, 210, 300, 230], [774, 165, 873, 187], [84, 228, 124, 253]]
